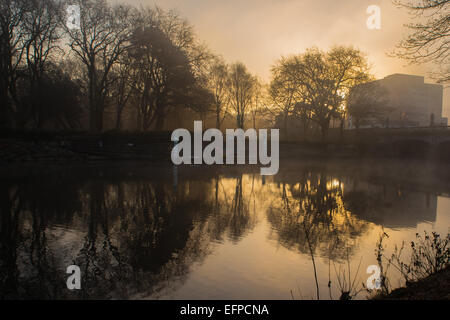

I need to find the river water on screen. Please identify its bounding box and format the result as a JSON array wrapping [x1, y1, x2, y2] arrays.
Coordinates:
[[1, 159, 449, 299]]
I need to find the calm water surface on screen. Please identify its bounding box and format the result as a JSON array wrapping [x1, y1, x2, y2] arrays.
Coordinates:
[[1, 160, 449, 299]]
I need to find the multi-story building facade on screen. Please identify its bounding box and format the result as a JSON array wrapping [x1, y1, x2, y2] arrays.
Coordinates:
[[351, 74, 444, 128]]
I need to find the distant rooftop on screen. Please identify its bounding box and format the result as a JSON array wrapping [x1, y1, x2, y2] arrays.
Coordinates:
[[384, 73, 424, 81], [381, 73, 442, 87]]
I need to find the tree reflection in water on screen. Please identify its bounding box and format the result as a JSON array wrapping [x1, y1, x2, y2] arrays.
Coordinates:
[[0, 170, 259, 299], [0, 162, 445, 299], [267, 172, 369, 263]]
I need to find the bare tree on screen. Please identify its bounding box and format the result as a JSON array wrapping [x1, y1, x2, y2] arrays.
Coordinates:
[[207, 58, 229, 129], [109, 53, 134, 130], [276, 47, 372, 140], [270, 58, 302, 137], [227, 62, 256, 129], [63, 0, 133, 132], [22, 0, 62, 128], [0, 0, 63, 128], [393, 0, 449, 84], [249, 78, 266, 129], [0, 0, 27, 128]]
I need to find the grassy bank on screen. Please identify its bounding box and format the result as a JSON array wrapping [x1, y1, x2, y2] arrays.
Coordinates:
[[374, 266, 450, 300], [370, 231, 449, 300]]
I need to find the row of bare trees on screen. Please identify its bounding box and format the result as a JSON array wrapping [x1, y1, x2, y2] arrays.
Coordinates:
[[0, 0, 268, 132], [1, 0, 440, 136], [207, 59, 264, 129], [205, 0, 449, 138], [207, 46, 392, 139], [0, 0, 82, 129], [0, 0, 208, 131], [62, 1, 220, 132]]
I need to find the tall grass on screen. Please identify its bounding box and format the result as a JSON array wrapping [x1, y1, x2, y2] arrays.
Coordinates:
[[370, 230, 449, 297]]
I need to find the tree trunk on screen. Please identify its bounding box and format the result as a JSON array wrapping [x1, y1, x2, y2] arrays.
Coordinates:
[[96, 107, 104, 132], [236, 114, 244, 129], [116, 108, 123, 130], [89, 104, 96, 132], [155, 110, 165, 131], [216, 103, 222, 129], [284, 113, 288, 140], [303, 119, 308, 141], [216, 111, 220, 129], [0, 88, 8, 128], [320, 119, 329, 142]]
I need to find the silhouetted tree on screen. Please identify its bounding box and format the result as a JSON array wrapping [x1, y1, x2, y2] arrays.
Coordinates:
[[0, 0, 27, 128], [17, 65, 83, 129], [130, 8, 212, 131], [249, 78, 266, 129], [272, 47, 372, 140], [109, 53, 134, 130], [130, 27, 193, 130], [207, 58, 230, 129], [0, 0, 77, 129], [22, 0, 62, 128], [270, 58, 302, 137], [393, 0, 449, 83], [227, 62, 256, 129], [63, 0, 133, 132]]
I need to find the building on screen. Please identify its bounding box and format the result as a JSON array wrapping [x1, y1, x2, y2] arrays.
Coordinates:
[[352, 74, 444, 128]]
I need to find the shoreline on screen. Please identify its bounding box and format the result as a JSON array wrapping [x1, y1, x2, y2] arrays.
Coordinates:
[[373, 266, 450, 300], [1, 134, 448, 165]]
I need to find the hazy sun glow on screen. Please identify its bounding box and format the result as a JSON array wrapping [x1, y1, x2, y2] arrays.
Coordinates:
[[122, 0, 449, 117]]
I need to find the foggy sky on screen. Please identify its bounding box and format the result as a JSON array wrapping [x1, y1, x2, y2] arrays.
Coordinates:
[[120, 0, 449, 116]]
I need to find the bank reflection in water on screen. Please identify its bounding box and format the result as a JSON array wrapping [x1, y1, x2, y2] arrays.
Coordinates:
[[0, 162, 445, 299]]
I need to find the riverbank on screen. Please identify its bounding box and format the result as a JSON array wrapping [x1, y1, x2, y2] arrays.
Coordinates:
[[0, 131, 172, 164], [374, 266, 450, 300], [1, 130, 449, 164]]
